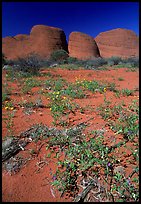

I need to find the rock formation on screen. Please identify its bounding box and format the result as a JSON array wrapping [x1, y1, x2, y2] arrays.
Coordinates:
[[2, 26, 139, 60], [68, 32, 100, 60], [95, 28, 139, 58], [2, 25, 68, 60]]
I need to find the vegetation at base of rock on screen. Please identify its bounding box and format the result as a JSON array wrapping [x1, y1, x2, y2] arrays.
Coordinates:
[[106, 56, 122, 66], [3, 53, 139, 75], [50, 50, 69, 63], [58, 56, 139, 70]]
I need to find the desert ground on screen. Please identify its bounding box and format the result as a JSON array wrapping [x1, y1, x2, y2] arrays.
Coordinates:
[[2, 64, 139, 202]]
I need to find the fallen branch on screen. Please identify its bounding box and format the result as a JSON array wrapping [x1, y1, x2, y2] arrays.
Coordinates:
[[73, 179, 97, 202], [2, 137, 28, 162]]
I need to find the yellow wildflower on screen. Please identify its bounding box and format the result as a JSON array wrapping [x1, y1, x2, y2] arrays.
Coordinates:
[[10, 107, 14, 110], [104, 88, 107, 92], [63, 96, 66, 100], [50, 108, 52, 110], [5, 106, 9, 110]]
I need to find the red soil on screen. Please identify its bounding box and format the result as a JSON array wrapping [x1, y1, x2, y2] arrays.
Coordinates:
[[2, 67, 139, 202]]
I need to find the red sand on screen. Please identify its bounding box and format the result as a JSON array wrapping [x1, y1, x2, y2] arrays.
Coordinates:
[[2, 67, 139, 202]]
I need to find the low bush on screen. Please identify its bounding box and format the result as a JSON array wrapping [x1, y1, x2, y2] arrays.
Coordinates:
[[107, 56, 122, 66], [85, 57, 107, 69], [14, 53, 44, 74], [50, 50, 69, 63], [66, 57, 78, 64], [122, 57, 139, 67]]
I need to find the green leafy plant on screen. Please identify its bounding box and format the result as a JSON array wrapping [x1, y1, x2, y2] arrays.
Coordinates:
[[63, 84, 86, 99], [48, 91, 77, 126], [111, 170, 139, 202], [3, 109, 15, 137], [49, 130, 110, 195], [118, 77, 124, 81], [128, 100, 139, 114], [121, 88, 134, 96], [2, 92, 10, 103]]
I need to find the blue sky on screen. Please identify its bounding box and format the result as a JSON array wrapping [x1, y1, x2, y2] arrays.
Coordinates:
[[2, 2, 139, 42]]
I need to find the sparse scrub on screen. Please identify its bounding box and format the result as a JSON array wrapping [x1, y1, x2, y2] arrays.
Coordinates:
[[22, 78, 42, 94], [2, 82, 13, 102], [50, 49, 69, 64], [98, 98, 139, 141], [58, 64, 82, 70], [66, 57, 78, 64], [3, 106, 15, 137], [2, 51, 139, 202], [13, 53, 44, 75], [107, 56, 122, 66], [63, 84, 86, 98], [121, 57, 139, 68], [48, 90, 77, 126], [47, 124, 139, 201], [84, 57, 107, 69]]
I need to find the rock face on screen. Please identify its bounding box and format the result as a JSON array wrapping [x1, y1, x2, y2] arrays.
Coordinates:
[[2, 25, 68, 60], [68, 32, 100, 60], [95, 28, 139, 58], [3, 26, 139, 60]]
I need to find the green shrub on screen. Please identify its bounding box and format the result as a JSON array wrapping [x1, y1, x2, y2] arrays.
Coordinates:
[[50, 50, 69, 63], [66, 57, 78, 64]]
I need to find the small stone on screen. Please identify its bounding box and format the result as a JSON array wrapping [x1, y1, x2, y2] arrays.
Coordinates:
[[39, 112, 43, 116]]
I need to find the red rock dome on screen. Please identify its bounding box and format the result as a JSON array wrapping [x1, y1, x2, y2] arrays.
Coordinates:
[[2, 25, 68, 60], [68, 32, 100, 60], [95, 28, 139, 58]]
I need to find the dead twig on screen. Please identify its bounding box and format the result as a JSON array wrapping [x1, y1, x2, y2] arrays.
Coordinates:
[[73, 179, 97, 202]]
